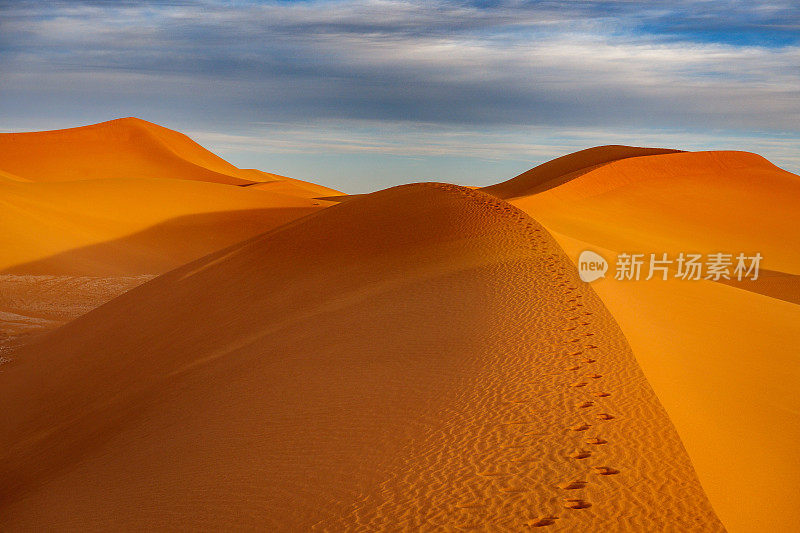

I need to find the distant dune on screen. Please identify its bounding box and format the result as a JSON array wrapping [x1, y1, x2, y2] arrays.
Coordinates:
[[0, 119, 339, 351], [0, 122, 796, 531], [482, 145, 681, 199], [0, 117, 324, 190], [0, 118, 342, 276]]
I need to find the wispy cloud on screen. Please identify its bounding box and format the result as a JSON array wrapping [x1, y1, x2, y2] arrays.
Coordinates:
[[0, 0, 798, 187]]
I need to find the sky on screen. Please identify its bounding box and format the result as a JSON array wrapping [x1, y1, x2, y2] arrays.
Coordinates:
[[1, 0, 798, 192]]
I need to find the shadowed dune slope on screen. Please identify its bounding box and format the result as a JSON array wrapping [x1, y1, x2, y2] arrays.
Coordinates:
[[481, 145, 681, 200], [0, 178, 330, 275], [0, 184, 722, 531], [485, 149, 800, 532]]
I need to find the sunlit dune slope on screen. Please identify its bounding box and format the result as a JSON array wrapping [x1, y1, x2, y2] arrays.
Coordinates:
[[492, 150, 800, 273], [482, 145, 680, 199], [0, 118, 305, 187], [0, 184, 722, 531], [484, 148, 800, 532], [0, 178, 329, 275], [245, 172, 343, 199]]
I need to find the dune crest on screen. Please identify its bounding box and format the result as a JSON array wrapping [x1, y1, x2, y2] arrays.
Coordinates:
[[482, 145, 681, 200], [0, 183, 722, 531]]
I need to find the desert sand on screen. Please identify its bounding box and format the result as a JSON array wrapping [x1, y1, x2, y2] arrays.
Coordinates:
[[483, 147, 800, 532], [0, 123, 796, 531], [1, 182, 722, 531], [0, 120, 339, 350]]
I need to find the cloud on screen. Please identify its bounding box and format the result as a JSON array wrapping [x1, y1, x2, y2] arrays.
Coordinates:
[[0, 0, 798, 187]]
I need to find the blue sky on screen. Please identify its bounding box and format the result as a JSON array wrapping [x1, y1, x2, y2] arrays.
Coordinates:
[[1, 0, 798, 192]]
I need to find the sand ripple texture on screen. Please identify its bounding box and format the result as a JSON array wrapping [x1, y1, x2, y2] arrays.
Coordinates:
[[0, 183, 723, 531]]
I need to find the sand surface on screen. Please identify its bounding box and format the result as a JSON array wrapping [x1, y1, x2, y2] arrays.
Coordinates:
[[0, 120, 339, 350], [0, 183, 722, 531], [2, 124, 794, 531], [483, 147, 800, 532]]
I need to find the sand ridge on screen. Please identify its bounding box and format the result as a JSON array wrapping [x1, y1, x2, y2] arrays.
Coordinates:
[[483, 147, 800, 532], [0, 182, 722, 531]]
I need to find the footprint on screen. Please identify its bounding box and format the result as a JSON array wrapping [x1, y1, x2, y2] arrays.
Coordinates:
[[586, 373, 602, 379], [567, 364, 581, 371], [577, 401, 594, 408], [456, 502, 486, 509], [500, 487, 529, 494], [562, 498, 592, 509], [595, 413, 614, 420], [557, 480, 587, 490], [527, 516, 558, 527], [570, 381, 588, 388], [593, 392, 611, 397], [584, 437, 607, 445], [569, 449, 591, 459], [568, 423, 591, 432], [592, 466, 620, 475], [581, 358, 596, 363]]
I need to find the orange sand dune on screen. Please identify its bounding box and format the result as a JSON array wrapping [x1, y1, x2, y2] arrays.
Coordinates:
[[0, 177, 330, 276], [0, 118, 300, 187], [245, 173, 343, 199], [482, 145, 681, 199], [0, 118, 342, 342], [0, 184, 722, 531], [484, 148, 800, 532]]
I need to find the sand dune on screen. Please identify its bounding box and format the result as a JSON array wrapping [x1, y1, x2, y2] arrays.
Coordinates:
[[2, 123, 793, 531], [0, 118, 342, 277], [0, 184, 721, 531], [0, 118, 255, 185], [482, 145, 680, 199], [483, 148, 800, 532], [0, 178, 329, 276], [0, 177, 330, 347], [244, 174, 343, 199], [0, 119, 340, 355], [0, 117, 332, 196]]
